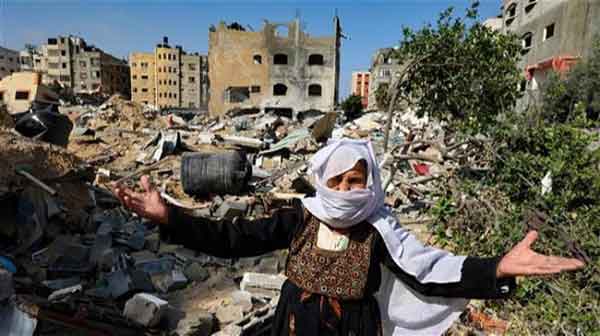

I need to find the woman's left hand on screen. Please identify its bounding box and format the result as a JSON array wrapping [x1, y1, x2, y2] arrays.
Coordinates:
[[496, 231, 585, 278]]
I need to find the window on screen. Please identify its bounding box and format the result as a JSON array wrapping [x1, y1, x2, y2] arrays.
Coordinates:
[[519, 79, 527, 92], [158, 67, 162, 73], [81, 84, 87, 89], [159, 92, 162, 98], [158, 54, 162, 60], [94, 71, 100, 78], [60, 37, 65, 43], [168, 93, 172, 98], [15, 91, 29, 100], [544, 23, 555, 41], [80, 73, 88, 80], [142, 88, 148, 92], [251, 86, 261, 93], [308, 84, 322, 97], [188, 64, 196, 71], [133, 88, 138, 93], [189, 76, 195, 83], [505, 3, 517, 25], [8, 57, 13, 62], [62, 62, 67, 69], [0, 91, 4, 102], [59, 75, 70, 82], [133, 75, 137, 80], [253, 55, 262, 64], [61, 50, 66, 56], [141, 75, 148, 80], [174, 93, 177, 99], [132, 62, 137, 67], [227, 87, 250, 103], [92, 84, 100, 90], [273, 83, 288, 96], [522, 32, 533, 52], [308, 54, 324, 66], [80, 61, 87, 67], [274, 54, 288, 65], [525, 0, 537, 13]]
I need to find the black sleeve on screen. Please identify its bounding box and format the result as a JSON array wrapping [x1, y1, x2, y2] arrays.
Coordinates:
[[377, 237, 516, 299], [159, 199, 304, 258]]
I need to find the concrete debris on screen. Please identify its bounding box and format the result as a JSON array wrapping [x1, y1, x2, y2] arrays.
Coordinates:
[[0, 70, 483, 334], [123, 293, 168, 327]]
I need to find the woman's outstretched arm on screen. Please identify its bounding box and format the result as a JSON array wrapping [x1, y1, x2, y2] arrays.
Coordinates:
[[113, 175, 303, 258]]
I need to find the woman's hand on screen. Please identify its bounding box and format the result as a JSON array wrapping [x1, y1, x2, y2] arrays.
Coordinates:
[[112, 175, 169, 225], [496, 231, 585, 278]]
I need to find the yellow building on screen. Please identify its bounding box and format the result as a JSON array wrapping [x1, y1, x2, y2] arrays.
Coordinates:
[[130, 37, 208, 109]]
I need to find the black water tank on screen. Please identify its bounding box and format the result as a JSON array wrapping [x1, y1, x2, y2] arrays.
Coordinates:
[[181, 151, 252, 197]]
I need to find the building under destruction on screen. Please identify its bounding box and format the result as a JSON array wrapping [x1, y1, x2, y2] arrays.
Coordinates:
[[208, 17, 342, 117], [17, 35, 131, 96], [130, 37, 209, 110], [500, 0, 600, 109], [367, 47, 404, 111], [0, 46, 20, 80]]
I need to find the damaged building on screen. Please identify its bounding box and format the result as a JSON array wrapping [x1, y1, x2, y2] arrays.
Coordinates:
[[0, 46, 20, 80], [19, 35, 131, 96], [130, 37, 209, 110], [367, 47, 405, 111], [0, 72, 59, 114], [500, 0, 600, 110], [208, 17, 342, 117]]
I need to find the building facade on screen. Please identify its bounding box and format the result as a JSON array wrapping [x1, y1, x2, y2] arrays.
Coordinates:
[[208, 17, 342, 117], [130, 37, 209, 109], [351, 71, 370, 108], [0, 47, 20, 80], [16, 36, 130, 96], [500, 0, 600, 109], [367, 48, 404, 111]]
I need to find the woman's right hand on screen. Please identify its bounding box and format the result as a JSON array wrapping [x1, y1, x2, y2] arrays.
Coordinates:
[[112, 175, 169, 225]]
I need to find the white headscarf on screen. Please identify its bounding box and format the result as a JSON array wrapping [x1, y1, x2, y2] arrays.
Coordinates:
[[302, 138, 383, 229], [302, 138, 469, 336]]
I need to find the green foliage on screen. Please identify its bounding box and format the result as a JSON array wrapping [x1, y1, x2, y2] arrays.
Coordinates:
[[395, 1, 523, 134], [540, 36, 600, 124], [341, 94, 364, 120], [374, 83, 391, 111], [425, 31, 600, 335]]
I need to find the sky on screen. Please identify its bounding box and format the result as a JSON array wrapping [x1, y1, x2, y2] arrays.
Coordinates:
[[0, 0, 502, 98]]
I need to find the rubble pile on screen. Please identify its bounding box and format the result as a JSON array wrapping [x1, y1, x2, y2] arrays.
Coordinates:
[[0, 90, 502, 335]]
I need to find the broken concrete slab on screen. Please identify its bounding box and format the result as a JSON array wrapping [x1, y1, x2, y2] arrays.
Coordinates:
[[230, 290, 253, 313], [123, 293, 168, 327], [216, 304, 244, 324], [183, 262, 210, 282], [240, 273, 287, 297], [214, 201, 248, 219], [48, 284, 82, 301]]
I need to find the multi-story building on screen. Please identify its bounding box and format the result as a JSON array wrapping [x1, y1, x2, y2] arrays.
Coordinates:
[[130, 37, 208, 109], [351, 71, 370, 108], [208, 17, 342, 117], [500, 0, 600, 109], [0, 47, 20, 80], [21, 35, 130, 96], [367, 48, 404, 111]]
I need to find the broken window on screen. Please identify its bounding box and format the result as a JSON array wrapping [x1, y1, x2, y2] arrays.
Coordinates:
[[308, 84, 322, 97], [15, 91, 29, 100], [253, 55, 262, 64], [522, 32, 533, 53], [227, 87, 250, 103], [544, 23, 555, 40], [505, 3, 517, 25], [189, 76, 195, 83], [274, 54, 288, 65], [525, 0, 537, 13], [308, 54, 324, 66], [273, 83, 288, 96], [251, 86, 261, 93]]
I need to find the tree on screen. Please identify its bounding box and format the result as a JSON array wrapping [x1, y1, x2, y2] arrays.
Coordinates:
[[341, 94, 363, 121], [390, 1, 523, 134], [374, 83, 391, 110]]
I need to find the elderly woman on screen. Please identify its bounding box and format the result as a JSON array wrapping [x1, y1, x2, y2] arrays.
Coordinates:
[[114, 139, 584, 336]]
